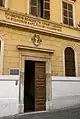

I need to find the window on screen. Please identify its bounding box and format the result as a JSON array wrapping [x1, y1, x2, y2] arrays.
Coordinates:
[[0, 0, 5, 7], [30, 0, 50, 20], [65, 47, 76, 76], [62, 1, 73, 26]]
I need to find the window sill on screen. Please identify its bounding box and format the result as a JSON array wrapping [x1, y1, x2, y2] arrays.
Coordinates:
[[0, 6, 6, 11], [28, 14, 50, 21], [0, 6, 5, 8], [60, 22, 80, 31]]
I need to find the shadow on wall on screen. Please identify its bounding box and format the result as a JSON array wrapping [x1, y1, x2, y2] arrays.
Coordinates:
[[49, 76, 80, 110]]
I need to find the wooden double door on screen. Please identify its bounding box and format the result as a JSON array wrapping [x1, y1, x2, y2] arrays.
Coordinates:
[[24, 60, 46, 112]]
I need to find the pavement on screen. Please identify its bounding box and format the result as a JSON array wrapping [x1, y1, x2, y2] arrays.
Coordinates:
[[0, 104, 80, 119], [1, 95, 80, 119]]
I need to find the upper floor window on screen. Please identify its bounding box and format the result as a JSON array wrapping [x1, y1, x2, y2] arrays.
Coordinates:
[[0, 0, 5, 7], [30, 0, 50, 20], [62, 1, 73, 26], [65, 47, 76, 76]]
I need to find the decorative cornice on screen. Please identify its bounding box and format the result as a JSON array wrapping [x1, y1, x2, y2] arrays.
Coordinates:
[[0, 20, 80, 41], [5, 10, 62, 32], [0, 8, 79, 41], [17, 45, 54, 53]]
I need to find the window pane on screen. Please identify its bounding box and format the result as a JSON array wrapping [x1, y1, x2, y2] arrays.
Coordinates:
[[65, 55, 73, 62], [66, 62, 75, 70], [31, 0, 37, 5], [66, 69, 75, 76], [45, 2, 50, 9], [68, 3, 72, 11], [44, 0, 50, 20], [63, 1, 67, 9], [44, 10, 50, 20], [63, 17, 68, 25], [38, 0, 43, 17], [69, 11, 73, 18], [63, 10, 67, 17], [69, 18, 73, 26], [31, 6, 37, 16]]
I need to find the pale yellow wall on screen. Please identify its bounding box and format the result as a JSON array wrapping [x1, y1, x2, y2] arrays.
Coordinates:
[[75, 0, 80, 25], [2, 27, 80, 76], [50, 0, 61, 23], [8, 0, 27, 13]]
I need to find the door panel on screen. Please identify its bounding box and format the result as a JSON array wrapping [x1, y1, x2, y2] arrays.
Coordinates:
[[35, 62, 46, 111]]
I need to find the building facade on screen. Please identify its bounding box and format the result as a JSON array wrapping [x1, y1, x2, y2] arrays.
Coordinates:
[[0, 0, 80, 113]]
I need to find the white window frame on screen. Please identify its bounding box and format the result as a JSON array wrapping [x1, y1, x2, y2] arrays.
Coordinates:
[[27, 0, 29, 14], [5, 0, 8, 8], [0, 0, 8, 8], [61, 0, 76, 27]]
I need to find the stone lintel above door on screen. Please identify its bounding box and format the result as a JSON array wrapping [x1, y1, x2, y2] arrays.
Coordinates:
[[17, 45, 54, 54]]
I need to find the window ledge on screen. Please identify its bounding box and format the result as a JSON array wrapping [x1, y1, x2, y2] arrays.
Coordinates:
[[27, 15, 80, 32], [0, 6, 7, 11], [27, 14, 50, 22], [60, 22, 80, 31]]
